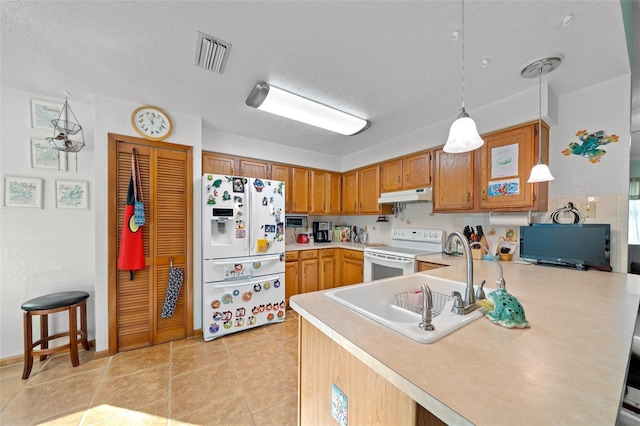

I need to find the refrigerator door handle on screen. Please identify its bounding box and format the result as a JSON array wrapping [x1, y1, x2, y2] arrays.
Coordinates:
[[212, 255, 280, 266], [212, 275, 281, 289]]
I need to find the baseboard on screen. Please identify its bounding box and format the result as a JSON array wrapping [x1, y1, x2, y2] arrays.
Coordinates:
[[0, 339, 96, 367]]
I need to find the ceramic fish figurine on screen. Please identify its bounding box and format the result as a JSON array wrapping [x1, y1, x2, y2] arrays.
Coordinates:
[[562, 130, 618, 163], [485, 288, 530, 329]]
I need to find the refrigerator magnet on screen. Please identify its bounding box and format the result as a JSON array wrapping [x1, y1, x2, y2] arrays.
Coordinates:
[[209, 323, 219, 333], [221, 294, 233, 304], [223, 320, 233, 329], [248, 316, 256, 325], [242, 292, 252, 302], [236, 230, 246, 238], [236, 307, 246, 317], [264, 282, 271, 290], [222, 191, 231, 201], [233, 178, 244, 192], [253, 179, 264, 192]]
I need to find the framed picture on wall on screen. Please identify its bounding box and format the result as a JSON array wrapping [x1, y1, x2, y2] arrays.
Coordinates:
[[30, 138, 67, 170], [30, 99, 62, 130], [55, 180, 88, 209], [4, 176, 43, 208]]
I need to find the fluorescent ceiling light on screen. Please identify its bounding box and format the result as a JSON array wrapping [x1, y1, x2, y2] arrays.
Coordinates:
[[245, 82, 370, 136]]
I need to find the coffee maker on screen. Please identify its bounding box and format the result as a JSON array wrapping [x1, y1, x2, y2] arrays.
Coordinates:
[[312, 221, 332, 243]]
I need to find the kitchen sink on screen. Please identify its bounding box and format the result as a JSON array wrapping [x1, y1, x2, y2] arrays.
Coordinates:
[[325, 273, 491, 344]]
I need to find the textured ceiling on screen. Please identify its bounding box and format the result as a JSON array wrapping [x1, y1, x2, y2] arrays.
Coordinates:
[[0, 1, 635, 157]]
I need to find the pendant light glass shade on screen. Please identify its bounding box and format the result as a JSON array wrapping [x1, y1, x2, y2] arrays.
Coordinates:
[[444, 108, 484, 153], [528, 161, 554, 183], [522, 57, 561, 183], [444, 0, 483, 154]]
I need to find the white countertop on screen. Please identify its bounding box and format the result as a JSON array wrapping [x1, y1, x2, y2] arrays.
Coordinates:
[[291, 254, 640, 425]]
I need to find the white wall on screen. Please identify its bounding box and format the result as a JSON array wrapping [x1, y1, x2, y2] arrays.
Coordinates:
[[1, 88, 96, 358]]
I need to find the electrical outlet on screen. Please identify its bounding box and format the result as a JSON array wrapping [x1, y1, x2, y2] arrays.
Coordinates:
[[581, 202, 596, 218]]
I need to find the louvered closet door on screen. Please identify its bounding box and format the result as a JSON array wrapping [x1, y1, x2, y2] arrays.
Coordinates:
[[111, 136, 193, 353], [154, 148, 190, 343]]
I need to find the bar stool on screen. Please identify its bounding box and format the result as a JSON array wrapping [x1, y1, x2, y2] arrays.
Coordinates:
[[21, 291, 90, 380]]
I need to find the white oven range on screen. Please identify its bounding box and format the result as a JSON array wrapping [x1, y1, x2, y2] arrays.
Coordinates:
[[364, 228, 445, 282]]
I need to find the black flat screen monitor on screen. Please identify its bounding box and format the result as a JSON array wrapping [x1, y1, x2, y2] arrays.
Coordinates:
[[519, 224, 611, 271]]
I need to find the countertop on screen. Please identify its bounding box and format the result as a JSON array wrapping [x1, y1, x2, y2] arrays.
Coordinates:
[[290, 254, 640, 425], [285, 241, 367, 251]]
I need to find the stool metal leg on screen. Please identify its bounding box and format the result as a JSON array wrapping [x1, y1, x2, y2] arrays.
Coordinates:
[[22, 312, 33, 380], [39, 313, 48, 361]]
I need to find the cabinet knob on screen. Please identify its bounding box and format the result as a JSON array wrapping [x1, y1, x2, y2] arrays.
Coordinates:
[[482, 190, 485, 201], [467, 192, 470, 202]]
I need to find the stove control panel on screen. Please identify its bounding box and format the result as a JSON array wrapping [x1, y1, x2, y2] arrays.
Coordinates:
[[391, 228, 445, 243]]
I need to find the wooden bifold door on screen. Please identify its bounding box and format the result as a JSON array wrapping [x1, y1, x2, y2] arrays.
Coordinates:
[[108, 134, 193, 354]]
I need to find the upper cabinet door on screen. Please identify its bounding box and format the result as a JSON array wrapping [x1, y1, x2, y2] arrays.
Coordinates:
[[202, 152, 236, 175], [271, 163, 291, 213], [239, 159, 269, 179], [358, 165, 381, 214], [433, 148, 475, 211], [309, 169, 327, 214], [479, 122, 546, 210], [380, 158, 403, 192], [291, 167, 310, 214], [404, 151, 431, 189], [341, 170, 358, 214], [326, 172, 342, 215]]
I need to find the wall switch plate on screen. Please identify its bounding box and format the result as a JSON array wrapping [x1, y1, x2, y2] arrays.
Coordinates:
[[581, 202, 596, 218]]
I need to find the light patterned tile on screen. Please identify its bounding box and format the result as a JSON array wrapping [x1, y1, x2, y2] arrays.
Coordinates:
[[253, 394, 298, 426], [0, 368, 102, 425], [222, 326, 271, 348], [170, 359, 240, 419], [89, 365, 169, 414], [172, 392, 254, 426], [171, 339, 227, 377], [227, 335, 287, 372], [104, 343, 170, 379], [265, 316, 298, 342], [28, 350, 107, 385], [84, 399, 169, 425], [236, 356, 298, 413]]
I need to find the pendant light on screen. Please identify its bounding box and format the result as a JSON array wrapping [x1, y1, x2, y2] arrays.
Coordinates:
[[444, 0, 484, 154], [521, 57, 561, 183]]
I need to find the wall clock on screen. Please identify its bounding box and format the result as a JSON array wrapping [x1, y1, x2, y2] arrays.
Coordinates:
[[131, 105, 173, 141]]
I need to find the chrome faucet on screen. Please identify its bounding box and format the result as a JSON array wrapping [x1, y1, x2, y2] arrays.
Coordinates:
[[444, 232, 479, 314], [419, 284, 435, 331], [470, 241, 506, 291]]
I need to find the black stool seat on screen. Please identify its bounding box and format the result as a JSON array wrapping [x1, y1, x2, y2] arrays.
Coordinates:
[[21, 291, 90, 379], [21, 291, 89, 311]]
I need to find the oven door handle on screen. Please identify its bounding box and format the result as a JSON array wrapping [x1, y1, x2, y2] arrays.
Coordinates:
[[364, 252, 415, 264]]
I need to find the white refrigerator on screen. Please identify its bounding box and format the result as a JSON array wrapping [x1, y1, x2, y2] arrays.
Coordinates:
[[202, 174, 286, 341]]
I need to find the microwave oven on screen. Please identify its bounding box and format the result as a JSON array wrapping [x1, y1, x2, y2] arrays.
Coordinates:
[[285, 216, 308, 228]]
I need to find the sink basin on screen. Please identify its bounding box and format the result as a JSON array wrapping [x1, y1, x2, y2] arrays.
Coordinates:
[[325, 274, 491, 343]]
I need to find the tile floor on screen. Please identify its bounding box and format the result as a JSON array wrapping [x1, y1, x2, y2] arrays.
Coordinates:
[[0, 311, 299, 425]]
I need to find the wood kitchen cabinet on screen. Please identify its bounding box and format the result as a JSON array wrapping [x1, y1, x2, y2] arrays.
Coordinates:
[[291, 167, 310, 214], [202, 152, 237, 175], [433, 120, 549, 213], [342, 166, 391, 215], [239, 158, 269, 179], [310, 170, 342, 215], [433, 148, 475, 212], [309, 169, 327, 214], [418, 261, 447, 272], [341, 170, 358, 214], [271, 163, 291, 213], [380, 151, 432, 192], [326, 172, 342, 214], [285, 251, 300, 306], [478, 121, 549, 211], [319, 249, 336, 290], [300, 250, 319, 293], [341, 249, 364, 286], [299, 318, 444, 426]]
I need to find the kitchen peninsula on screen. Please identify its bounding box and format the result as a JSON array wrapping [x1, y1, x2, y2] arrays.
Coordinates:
[[290, 255, 640, 425]]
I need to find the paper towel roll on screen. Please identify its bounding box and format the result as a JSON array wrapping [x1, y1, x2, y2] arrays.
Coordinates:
[[488, 211, 531, 226]]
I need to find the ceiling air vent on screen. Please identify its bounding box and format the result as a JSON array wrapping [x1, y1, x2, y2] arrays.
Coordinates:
[[195, 32, 231, 74]]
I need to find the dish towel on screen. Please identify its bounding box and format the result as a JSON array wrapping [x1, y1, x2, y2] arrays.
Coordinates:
[[161, 266, 184, 318]]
